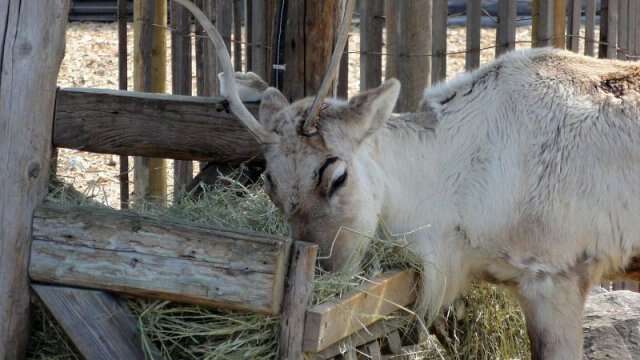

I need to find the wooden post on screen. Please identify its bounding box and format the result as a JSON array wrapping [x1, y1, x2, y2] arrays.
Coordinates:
[[394, 0, 431, 112], [360, 0, 384, 90], [133, 0, 168, 205], [251, 0, 275, 81], [465, 0, 482, 70], [234, 0, 243, 70], [599, 0, 609, 57], [171, 0, 194, 201], [617, 0, 628, 59], [384, 0, 398, 80], [628, 0, 638, 57], [246, 0, 253, 70], [278, 242, 318, 359], [533, 0, 553, 47], [282, 0, 340, 101], [118, 0, 130, 209], [0, 1, 69, 357], [606, 0, 618, 59], [567, 0, 582, 52], [432, 0, 447, 83], [553, 0, 566, 48], [496, 0, 517, 56], [585, 0, 596, 56]]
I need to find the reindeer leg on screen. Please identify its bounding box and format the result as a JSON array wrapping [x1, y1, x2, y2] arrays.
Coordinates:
[[516, 272, 590, 360]]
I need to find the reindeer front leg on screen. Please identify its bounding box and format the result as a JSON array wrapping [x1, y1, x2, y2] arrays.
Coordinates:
[[516, 273, 589, 360]]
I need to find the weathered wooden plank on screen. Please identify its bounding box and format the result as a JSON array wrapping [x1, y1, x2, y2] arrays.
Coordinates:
[[585, 0, 597, 56], [53, 88, 262, 163], [171, 0, 194, 199], [118, 0, 130, 209], [599, 0, 609, 57], [32, 284, 153, 360], [233, 0, 243, 70], [302, 271, 417, 353], [0, 1, 69, 357], [553, 0, 566, 48], [251, 0, 275, 82], [628, 0, 638, 57], [534, 0, 553, 47], [432, 0, 447, 83], [617, 0, 628, 59], [360, 0, 383, 90], [395, 0, 431, 111], [30, 204, 291, 315], [465, 0, 482, 70], [496, 0, 517, 56], [607, 0, 619, 59], [278, 241, 318, 360], [567, 0, 582, 52]]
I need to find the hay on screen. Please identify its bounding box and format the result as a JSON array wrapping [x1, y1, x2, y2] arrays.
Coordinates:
[[28, 174, 528, 359]]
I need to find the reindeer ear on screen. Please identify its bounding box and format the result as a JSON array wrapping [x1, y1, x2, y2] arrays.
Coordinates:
[[259, 87, 290, 130], [345, 79, 400, 144]]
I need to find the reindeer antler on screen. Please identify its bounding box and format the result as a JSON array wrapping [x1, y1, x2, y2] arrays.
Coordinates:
[[301, 0, 356, 136], [173, 0, 278, 144]]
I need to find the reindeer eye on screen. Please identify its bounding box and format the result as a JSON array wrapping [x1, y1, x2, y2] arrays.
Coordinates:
[[328, 171, 348, 197]]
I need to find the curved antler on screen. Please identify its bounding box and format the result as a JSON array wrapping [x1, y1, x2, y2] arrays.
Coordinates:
[[173, 0, 279, 144], [301, 0, 356, 136]]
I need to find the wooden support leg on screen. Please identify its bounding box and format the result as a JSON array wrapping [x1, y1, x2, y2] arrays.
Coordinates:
[[278, 241, 318, 359], [0, 1, 70, 357]]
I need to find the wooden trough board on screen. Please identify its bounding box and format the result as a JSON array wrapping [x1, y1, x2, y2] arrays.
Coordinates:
[[29, 203, 291, 315]]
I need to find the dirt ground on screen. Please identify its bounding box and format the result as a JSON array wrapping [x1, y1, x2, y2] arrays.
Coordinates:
[[58, 21, 586, 208]]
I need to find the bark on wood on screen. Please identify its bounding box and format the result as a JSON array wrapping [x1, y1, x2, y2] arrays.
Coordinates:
[[32, 284, 155, 360], [359, 0, 384, 90], [171, 0, 194, 200], [30, 204, 291, 314], [278, 241, 318, 360], [0, 1, 69, 357], [118, 0, 130, 209], [465, 0, 482, 70], [394, 0, 432, 112], [133, 0, 168, 204], [496, 0, 517, 56], [432, 0, 447, 83], [302, 271, 417, 353], [54, 88, 263, 163]]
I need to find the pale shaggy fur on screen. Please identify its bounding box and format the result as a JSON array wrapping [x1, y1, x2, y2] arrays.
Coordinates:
[[233, 47, 640, 359]]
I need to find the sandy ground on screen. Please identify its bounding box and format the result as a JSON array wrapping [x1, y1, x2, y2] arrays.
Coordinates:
[[58, 21, 596, 208]]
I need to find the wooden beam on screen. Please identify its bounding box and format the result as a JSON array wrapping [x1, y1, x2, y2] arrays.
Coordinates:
[[29, 204, 291, 315], [496, 0, 517, 56], [617, 0, 628, 59], [359, 0, 383, 91], [171, 0, 195, 200], [553, 0, 566, 48], [118, 0, 130, 209], [533, 0, 553, 47], [251, 0, 275, 82], [567, 0, 582, 52], [32, 284, 156, 360], [0, 1, 69, 357], [599, 0, 609, 58], [585, 0, 596, 56], [53, 88, 262, 163], [278, 242, 318, 360], [302, 270, 417, 353], [465, 0, 482, 70], [606, 0, 619, 58], [432, 0, 447, 83]]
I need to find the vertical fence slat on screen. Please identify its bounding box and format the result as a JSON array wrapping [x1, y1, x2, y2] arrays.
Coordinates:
[[628, 0, 637, 57], [395, 0, 432, 112], [360, 0, 383, 90], [635, 0, 640, 57], [617, 0, 628, 58], [233, 0, 243, 70], [567, 0, 581, 52], [607, 0, 618, 59], [465, 0, 481, 70], [599, 0, 609, 57], [585, 0, 596, 55], [496, 0, 517, 56], [171, 0, 194, 200], [534, 0, 553, 47], [245, 0, 253, 71], [251, 0, 274, 82], [553, 0, 566, 48], [432, 0, 447, 83], [384, 1, 398, 81], [117, 0, 129, 209]]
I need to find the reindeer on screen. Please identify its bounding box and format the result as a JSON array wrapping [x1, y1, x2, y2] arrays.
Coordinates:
[[175, 0, 640, 358]]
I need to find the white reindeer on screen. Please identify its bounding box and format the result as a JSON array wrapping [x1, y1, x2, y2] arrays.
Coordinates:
[[175, 0, 640, 358]]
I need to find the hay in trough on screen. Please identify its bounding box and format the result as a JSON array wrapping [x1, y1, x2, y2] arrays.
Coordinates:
[[29, 173, 528, 359]]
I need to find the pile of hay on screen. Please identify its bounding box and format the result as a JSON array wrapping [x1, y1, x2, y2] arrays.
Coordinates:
[[28, 175, 529, 360]]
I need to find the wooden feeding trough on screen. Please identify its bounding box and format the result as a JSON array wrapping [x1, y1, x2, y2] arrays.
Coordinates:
[[22, 87, 423, 359]]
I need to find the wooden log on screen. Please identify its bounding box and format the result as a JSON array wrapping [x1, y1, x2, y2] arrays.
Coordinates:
[[302, 270, 417, 353], [278, 242, 318, 360], [465, 0, 482, 70], [133, 0, 168, 204], [32, 284, 155, 360], [553, 0, 566, 48], [585, 0, 597, 56], [0, 1, 69, 357], [29, 204, 291, 315], [171, 0, 195, 200], [118, 0, 130, 209], [496, 0, 517, 56], [360, 0, 383, 91], [567, 0, 582, 52], [395, 0, 431, 112], [432, 0, 447, 83], [53, 88, 262, 163]]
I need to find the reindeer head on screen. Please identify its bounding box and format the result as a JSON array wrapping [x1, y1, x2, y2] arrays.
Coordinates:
[[175, 0, 399, 272]]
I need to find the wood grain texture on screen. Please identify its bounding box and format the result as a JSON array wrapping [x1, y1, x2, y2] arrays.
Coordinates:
[[359, 0, 384, 90], [495, 0, 517, 56], [567, 0, 582, 52], [0, 1, 70, 357], [53, 88, 263, 163], [617, 0, 628, 59], [303, 271, 417, 353], [250, 0, 275, 81], [33, 284, 154, 360], [432, 0, 448, 83], [278, 241, 318, 360], [606, 0, 618, 58], [552, 0, 566, 48], [118, 0, 130, 209], [30, 204, 291, 314], [465, 0, 482, 70]]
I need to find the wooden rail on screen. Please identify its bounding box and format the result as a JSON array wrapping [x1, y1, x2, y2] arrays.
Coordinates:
[[30, 204, 291, 314], [53, 88, 262, 163]]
